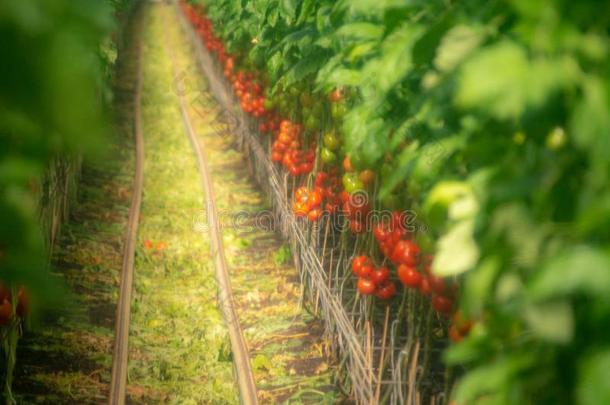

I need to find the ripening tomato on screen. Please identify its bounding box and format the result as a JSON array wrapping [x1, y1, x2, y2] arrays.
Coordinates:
[[452, 311, 473, 335], [359, 170, 375, 185], [295, 186, 309, 201], [271, 151, 283, 162], [343, 156, 354, 172], [308, 208, 322, 222], [156, 242, 167, 251], [371, 266, 390, 285], [0, 283, 10, 303], [448, 325, 463, 343], [352, 256, 372, 275], [397, 265, 422, 288], [375, 281, 396, 300], [350, 219, 364, 234], [357, 278, 376, 295], [432, 295, 454, 315], [16, 286, 30, 318], [0, 299, 13, 326], [293, 201, 309, 217], [143, 240, 154, 249], [328, 88, 343, 102]]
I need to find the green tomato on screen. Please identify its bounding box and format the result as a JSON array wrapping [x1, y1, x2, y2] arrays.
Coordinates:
[[304, 114, 318, 131], [263, 99, 275, 110], [331, 102, 348, 119], [320, 147, 337, 164], [342, 173, 364, 193], [323, 131, 340, 150]]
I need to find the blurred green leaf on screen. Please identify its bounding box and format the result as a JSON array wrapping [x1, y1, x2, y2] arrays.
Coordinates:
[[523, 301, 574, 344], [528, 247, 610, 299]]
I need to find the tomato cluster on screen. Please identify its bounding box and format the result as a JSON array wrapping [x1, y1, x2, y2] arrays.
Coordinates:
[[0, 283, 30, 326], [184, 4, 228, 65], [271, 120, 314, 176], [339, 191, 370, 234], [352, 256, 397, 300], [232, 72, 269, 118], [314, 171, 342, 213]]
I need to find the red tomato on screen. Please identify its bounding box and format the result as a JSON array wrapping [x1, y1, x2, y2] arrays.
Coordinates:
[[371, 266, 390, 285], [352, 256, 372, 275], [0, 299, 12, 326], [428, 274, 446, 295], [143, 240, 153, 249], [340, 190, 350, 203], [419, 277, 431, 295], [432, 295, 454, 315], [289, 165, 301, 176], [375, 281, 396, 300], [397, 265, 422, 288], [299, 162, 313, 174], [373, 223, 389, 241], [391, 240, 421, 266], [358, 265, 374, 279], [357, 278, 376, 295]]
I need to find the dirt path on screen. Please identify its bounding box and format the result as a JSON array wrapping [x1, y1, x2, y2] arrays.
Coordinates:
[[162, 4, 338, 403]]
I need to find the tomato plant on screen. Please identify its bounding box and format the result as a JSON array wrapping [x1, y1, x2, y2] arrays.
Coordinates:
[[185, 0, 610, 403]]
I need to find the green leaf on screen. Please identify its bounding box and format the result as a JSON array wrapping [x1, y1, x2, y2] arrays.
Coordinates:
[[570, 76, 610, 155], [453, 355, 533, 404], [335, 22, 384, 41], [456, 41, 577, 119], [424, 180, 473, 230], [280, 0, 298, 22], [433, 219, 480, 277], [361, 23, 423, 92], [434, 24, 484, 72], [412, 11, 454, 67], [577, 349, 610, 405], [528, 247, 610, 300], [523, 301, 574, 344]]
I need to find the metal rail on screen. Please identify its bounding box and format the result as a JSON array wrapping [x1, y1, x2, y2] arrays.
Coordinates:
[[163, 9, 259, 404], [109, 41, 144, 405]]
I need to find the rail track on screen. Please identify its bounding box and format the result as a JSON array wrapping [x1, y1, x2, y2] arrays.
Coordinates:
[[108, 40, 144, 405]]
